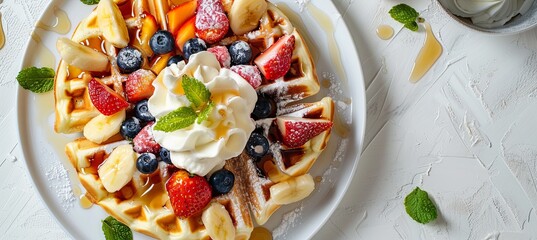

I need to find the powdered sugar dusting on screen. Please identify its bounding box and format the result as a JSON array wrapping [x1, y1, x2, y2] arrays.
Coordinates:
[[322, 138, 349, 184], [45, 163, 76, 212], [294, 0, 311, 12], [273, 205, 304, 239]]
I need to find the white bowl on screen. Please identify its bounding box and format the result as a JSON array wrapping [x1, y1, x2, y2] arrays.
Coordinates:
[[437, 0, 537, 35]]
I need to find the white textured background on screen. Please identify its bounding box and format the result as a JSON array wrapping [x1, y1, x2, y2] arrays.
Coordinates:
[[2, 0, 537, 239]]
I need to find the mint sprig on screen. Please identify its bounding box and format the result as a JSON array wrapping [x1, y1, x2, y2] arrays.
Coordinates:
[[102, 216, 132, 240], [154, 75, 215, 132], [404, 187, 438, 224], [16, 67, 55, 93], [389, 4, 422, 32], [80, 0, 100, 5]]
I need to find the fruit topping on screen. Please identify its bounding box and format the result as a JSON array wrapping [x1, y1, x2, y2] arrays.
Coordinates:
[[150, 30, 175, 55], [133, 13, 158, 57], [120, 116, 142, 139], [88, 78, 129, 116], [251, 94, 276, 120], [134, 99, 155, 122], [245, 132, 269, 159], [175, 16, 196, 51], [167, 0, 198, 35], [270, 174, 315, 205], [56, 38, 109, 72], [201, 202, 236, 240], [136, 152, 159, 174], [195, 0, 229, 44], [84, 110, 126, 144], [167, 55, 185, 66], [133, 122, 161, 154], [276, 116, 333, 148], [166, 169, 212, 218], [98, 145, 137, 193], [230, 65, 262, 89], [126, 69, 156, 103], [254, 34, 295, 80], [117, 46, 143, 73], [159, 147, 172, 164], [228, 0, 267, 35], [150, 53, 174, 74], [229, 40, 252, 66], [209, 169, 234, 195], [183, 37, 207, 60], [207, 46, 231, 68], [97, 0, 130, 48]]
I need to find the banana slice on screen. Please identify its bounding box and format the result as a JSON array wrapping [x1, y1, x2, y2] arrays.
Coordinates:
[[98, 145, 136, 193], [270, 174, 315, 205], [83, 110, 126, 144], [228, 0, 267, 35], [201, 202, 236, 240], [97, 0, 130, 48], [56, 37, 109, 72]]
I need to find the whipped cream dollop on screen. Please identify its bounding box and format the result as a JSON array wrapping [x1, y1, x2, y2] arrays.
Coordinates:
[[440, 0, 534, 28], [148, 52, 257, 176]]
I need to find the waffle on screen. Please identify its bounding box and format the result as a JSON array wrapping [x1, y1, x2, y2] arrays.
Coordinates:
[[56, 0, 334, 239]]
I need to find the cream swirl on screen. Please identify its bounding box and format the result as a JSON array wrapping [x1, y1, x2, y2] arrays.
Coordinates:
[[440, 0, 534, 28], [148, 52, 257, 176]]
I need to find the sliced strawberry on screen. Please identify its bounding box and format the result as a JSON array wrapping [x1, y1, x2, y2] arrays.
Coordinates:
[[207, 46, 231, 68], [175, 16, 196, 51], [167, 0, 198, 35], [133, 122, 161, 154], [276, 116, 333, 148], [166, 170, 212, 218], [230, 65, 262, 89], [254, 35, 295, 81], [195, 0, 229, 44], [88, 78, 129, 116], [126, 69, 156, 103]]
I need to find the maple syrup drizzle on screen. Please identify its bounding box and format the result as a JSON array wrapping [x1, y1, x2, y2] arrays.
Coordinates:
[[30, 31, 56, 68], [276, 3, 318, 62], [250, 226, 273, 240], [79, 194, 94, 209], [36, 6, 71, 35], [0, 13, 5, 50], [409, 22, 443, 83], [376, 25, 394, 40]]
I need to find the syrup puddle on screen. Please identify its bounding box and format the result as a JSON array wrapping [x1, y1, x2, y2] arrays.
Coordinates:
[[31, 31, 56, 68], [0, 13, 5, 49], [376, 25, 394, 40], [250, 226, 273, 240], [409, 22, 442, 83], [306, 3, 347, 85], [36, 6, 71, 35], [80, 194, 94, 209]]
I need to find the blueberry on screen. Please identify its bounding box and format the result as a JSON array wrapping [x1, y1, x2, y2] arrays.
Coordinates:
[[251, 95, 276, 120], [120, 116, 142, 139], [150, 30, 175, 55], [183, 38, 207, 60], [245, 132, 269, 159], [136, 153, 158, 174], [167, 55, 184, 66], [229, 40, 252, 66], [159, 147, 172, 164], [209, 169, 235, 195], [134, 100, 155, 122], [117, 46, 143, 73]]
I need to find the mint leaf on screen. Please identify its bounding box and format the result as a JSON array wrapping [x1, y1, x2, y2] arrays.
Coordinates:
[[404, 187, 437, 224], [80, 0, 100, 5], [182, 75, 211, 109], [154, 107, 197, 132], [16, 67, 55, 93], [389, 4, 421, 32], [197, 101, 214, 124], [102, 216, 132, 240]]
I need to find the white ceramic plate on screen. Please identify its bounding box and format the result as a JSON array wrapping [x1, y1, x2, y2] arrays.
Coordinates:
[[17, 0, 366, 239]]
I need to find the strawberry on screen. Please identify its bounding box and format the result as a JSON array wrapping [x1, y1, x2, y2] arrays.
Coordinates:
[[88, 78, 129, 116], [276, 116, 333, 148], [230, 65, 262, 89], [133, 122, 161, 154], [207, 46, 231, 68], [254, 35, 295, 81], [195, 0, 229, 44], [125, 69, 156, 103], [166, 170, 212, 218]]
